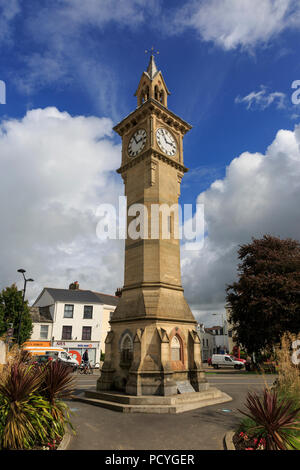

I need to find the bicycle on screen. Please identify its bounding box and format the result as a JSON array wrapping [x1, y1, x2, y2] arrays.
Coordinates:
[[79, 361, 93, 374]]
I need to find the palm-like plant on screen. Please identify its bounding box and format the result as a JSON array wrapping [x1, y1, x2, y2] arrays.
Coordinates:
[[0, 363, 53, 449], [239, 389, 300, 450], [39, 361, 75, 438]]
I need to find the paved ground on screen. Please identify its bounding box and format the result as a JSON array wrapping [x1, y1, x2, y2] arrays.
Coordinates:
[[66, 370, 276, 450]]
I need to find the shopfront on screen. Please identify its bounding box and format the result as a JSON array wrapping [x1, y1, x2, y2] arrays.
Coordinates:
[[23, 341, 52, 348], [53, 341, 99, 365]]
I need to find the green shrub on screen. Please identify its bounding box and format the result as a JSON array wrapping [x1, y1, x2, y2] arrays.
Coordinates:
[[39, 360, 75, 439], [0, 352, 75, 449], [238, 388, 300, 450], [0, 363, 54, 449]]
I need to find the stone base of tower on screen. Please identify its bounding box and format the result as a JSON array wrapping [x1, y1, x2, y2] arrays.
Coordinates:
[[74, 388, 232, 414], [96, 317, 210, 397]]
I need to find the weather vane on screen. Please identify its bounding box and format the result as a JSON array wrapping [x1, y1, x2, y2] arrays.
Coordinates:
[[145, 46, 159, 56]]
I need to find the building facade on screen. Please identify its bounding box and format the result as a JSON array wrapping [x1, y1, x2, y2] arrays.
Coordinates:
[[197, 324, 216, 362], [29, 285, 118, 365], [205, 325, 229, 354]]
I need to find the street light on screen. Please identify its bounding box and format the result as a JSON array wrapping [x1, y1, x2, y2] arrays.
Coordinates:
[[17, 268, 34, 345]]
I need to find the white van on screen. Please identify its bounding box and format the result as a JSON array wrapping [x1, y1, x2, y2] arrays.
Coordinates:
[[211, 354, 244, 370], [23, 346, 79, 370]]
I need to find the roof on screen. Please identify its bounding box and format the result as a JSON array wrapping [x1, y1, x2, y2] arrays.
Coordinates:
[[33, 288, 119, 307], [30, 306, 53, 323], [205, 326, 223, 332]]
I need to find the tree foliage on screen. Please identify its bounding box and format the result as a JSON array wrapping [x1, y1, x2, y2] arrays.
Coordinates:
[[0, 284, 33, 345], [226, 235, 300, 356]]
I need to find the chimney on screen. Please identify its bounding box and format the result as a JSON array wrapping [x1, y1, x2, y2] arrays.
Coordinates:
[[115, 288, 122, 298], [69, 281, 79, 290]]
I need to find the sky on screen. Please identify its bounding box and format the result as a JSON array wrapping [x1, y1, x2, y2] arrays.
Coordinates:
[[1, 0, 300, 326]]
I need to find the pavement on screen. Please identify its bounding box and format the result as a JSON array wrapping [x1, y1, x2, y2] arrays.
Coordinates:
[[65, 370, 276, 450]]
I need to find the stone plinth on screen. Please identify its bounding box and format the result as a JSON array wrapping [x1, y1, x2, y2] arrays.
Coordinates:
[[73, 387, 232, 414]]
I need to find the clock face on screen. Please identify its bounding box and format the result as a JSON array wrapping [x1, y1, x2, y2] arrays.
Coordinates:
[[156, 128, 177, 156], [128, 129, 147, 157]]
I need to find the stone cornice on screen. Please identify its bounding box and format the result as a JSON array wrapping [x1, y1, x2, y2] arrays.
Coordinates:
[[110, 316, 197, 325], [116, 148, 188, 175], [113, 98, 192, 137]]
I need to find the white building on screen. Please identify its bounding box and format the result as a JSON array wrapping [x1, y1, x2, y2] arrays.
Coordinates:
[[205, 325, 229, 354], [197, 324, 216, 362], [28, 284, 119, 365]]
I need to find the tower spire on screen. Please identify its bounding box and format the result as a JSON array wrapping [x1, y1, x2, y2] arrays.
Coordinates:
[[146, 54, 158, 80], [135, 50, 170, 107]]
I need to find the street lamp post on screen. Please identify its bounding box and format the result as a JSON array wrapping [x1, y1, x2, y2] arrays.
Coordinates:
[[17, 269, 34, 345]]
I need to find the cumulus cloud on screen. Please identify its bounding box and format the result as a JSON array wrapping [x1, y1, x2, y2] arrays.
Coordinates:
[[172, 0, 300, 50], [235, 86, 287, 110], [0, 107, 124, 303], [181, 124, 300, 321]]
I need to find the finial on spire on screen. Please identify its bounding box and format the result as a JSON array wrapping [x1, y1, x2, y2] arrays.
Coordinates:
[[145, 46, 159, 56], [144, 47, 159, 80]]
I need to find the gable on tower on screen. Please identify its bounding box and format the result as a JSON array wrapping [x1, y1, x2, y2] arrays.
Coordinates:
[[135, 55, 170, 108]]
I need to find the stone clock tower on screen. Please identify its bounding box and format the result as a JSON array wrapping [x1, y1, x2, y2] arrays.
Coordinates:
[[94, 56, 231, 410]]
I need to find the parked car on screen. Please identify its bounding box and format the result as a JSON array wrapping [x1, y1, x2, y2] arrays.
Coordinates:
[[211, 354, 244, 369], [230, 356, 246, 364]]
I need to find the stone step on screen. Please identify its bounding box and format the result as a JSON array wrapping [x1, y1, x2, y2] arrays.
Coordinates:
[[72, 389, 232, 414], [85, 388, 223, 405]]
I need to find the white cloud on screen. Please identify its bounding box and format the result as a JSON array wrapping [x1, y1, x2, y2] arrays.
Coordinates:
[[0, 107, 124, 303], [173, 0, 300, 50], [181, 124, 300, 320], [235, 86, 287, 110]]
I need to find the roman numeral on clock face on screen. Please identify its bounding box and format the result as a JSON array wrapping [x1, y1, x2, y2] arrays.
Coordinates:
[[128, 129, 147, 157]]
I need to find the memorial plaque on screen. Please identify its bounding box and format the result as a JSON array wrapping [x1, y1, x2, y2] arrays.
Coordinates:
[[177, 381, 195, 394]]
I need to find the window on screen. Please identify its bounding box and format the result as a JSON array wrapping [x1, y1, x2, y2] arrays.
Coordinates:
[[225, 356, 232, 362], [171, 335, 182, 361], [82, 326, 92, 341], [40, 325, 49, 339], [83, 305, 93, 319], [64, 304, 74, 318], [120, 334, 133, 365], [62, 326, 72, 340]]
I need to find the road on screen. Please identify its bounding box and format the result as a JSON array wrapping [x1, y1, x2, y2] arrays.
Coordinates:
[[66, 370, 276, 450]]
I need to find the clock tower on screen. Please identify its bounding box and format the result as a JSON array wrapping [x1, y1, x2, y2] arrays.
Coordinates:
[[96, 56, 230, 406]]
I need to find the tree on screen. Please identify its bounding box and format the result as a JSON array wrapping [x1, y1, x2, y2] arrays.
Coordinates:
[[226, 235, 300, 357], [0, 284, 33, 345]]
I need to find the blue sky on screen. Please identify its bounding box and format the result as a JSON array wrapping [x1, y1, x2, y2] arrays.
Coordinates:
[[1, 0, 300, 325]]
